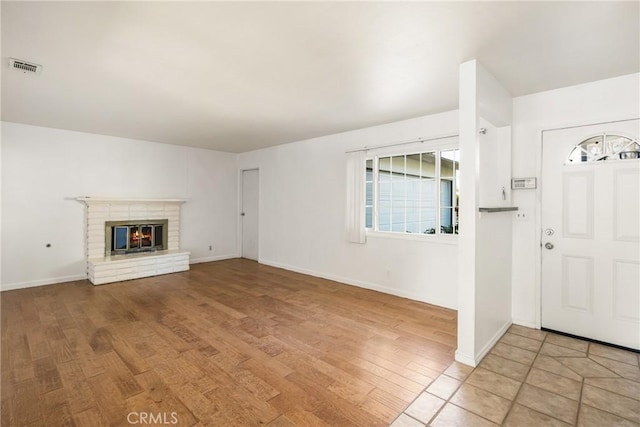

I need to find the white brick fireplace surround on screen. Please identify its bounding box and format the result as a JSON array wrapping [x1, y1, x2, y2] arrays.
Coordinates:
[[77, 198, 190, 285]]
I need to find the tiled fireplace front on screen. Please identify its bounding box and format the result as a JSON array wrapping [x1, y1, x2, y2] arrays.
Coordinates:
[[78, 198, 190, 285]]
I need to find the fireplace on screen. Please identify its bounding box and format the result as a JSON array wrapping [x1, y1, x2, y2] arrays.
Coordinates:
[[105, 219, 168, 256], [77, 197, 190, 285]]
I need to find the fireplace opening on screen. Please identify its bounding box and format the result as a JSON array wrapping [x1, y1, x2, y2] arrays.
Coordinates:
[[105, 220, 168, 256]]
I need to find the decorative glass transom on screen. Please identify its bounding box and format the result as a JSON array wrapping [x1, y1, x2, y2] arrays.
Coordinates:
[[567, 133, 640, 163]]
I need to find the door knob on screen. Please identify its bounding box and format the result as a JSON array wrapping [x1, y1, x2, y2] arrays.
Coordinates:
[[240, 212, 246, 216], [545, 242, 554, 250]]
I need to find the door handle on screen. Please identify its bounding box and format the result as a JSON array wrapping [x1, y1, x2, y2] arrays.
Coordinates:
[[544, 242, 554, 250]]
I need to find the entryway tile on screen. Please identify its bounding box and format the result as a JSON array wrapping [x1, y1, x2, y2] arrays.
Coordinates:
[[508, 325, 547, 341], [558, 357, 619, 378], [443, 362, 474, 381], [489, 343, 537, 366], [393, 326, 640, 427], [499, 333, 543, 352], [465, 368, 521, 400], [545, 334, 589, 352], [479, 354, 530, 382], [584, 377, 640, 400], [404, 392, 445, 424], [525, 368, 582, 401], [589, 343, 639, 366], [540, 342, 587, 357], [430, 403, 499, 427], [588, 355, 640, 381], [577, 404, 639, 427], [426, 374, 461, 400], [503, 404, 572, 427], [532, 355, 583, 381], [515, 383, 579, 424], [389, 413, 425, 427], [581, 384, 640, 423], [449, 384, 511, 424]]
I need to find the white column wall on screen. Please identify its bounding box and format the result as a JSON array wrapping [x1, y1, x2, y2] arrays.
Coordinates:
[[457, 60, 513, 366], [456, 60, 480, 364]]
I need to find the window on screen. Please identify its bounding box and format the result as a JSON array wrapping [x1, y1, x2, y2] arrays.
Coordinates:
[[567, 133, 640, 163], [365, 148, 459, 235]]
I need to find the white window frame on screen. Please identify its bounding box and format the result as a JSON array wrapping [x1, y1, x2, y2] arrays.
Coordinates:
[[365, 140, 459, 243]]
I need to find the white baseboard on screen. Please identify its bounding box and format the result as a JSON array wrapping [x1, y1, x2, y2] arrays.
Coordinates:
[[474, 320, 512, 364], [189, 254, 238, 264], [455, 350, 478, 367], [455, 320, 511, 367], [260, 258, 457, 310], [1, 254, 240, 291], [1, 274, 88, 291]]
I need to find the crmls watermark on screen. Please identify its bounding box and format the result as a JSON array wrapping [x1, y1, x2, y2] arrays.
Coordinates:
[[127, 412, 178, 425]]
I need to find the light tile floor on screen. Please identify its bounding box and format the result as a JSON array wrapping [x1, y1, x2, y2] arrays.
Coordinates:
[[390, 325, 640, 426]]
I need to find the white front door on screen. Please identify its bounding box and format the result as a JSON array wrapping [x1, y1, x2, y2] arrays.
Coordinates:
[[541, 119, 640, 350], [241, 169, 259, 261]]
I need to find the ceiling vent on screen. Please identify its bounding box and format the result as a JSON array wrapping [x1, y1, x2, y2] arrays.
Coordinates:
[[9, 58, 42, 75]]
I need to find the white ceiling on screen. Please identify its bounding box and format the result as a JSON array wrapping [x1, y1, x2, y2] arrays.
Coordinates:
[[2, 2, 638, 153]]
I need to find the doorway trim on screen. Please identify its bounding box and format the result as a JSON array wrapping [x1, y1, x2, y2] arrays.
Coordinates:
[[535, 116, 640, 330], [238, 167, 260, 260]]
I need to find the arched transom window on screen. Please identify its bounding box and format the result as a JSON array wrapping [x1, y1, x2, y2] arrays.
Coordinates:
[[567, 133, 640, 163]]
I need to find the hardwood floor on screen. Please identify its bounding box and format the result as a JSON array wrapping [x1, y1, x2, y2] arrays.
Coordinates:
[[1, 259, 457, 426]]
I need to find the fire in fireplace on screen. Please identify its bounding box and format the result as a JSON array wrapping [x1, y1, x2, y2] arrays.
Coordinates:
[[105, 220, 168, 256]]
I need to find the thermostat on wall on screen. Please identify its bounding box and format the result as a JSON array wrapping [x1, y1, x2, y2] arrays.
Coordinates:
[[511, 178, 537, 190]]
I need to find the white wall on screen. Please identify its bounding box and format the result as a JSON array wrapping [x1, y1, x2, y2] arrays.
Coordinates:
[[475, 119, 513, 358], [1, 122, 238, 289], [511, 73, 640, 327], [457, 60, 513, 366], [238, 111, 460, 309]]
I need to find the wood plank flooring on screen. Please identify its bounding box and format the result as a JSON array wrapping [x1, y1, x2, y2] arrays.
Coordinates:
[[1, 259, 457, 426]]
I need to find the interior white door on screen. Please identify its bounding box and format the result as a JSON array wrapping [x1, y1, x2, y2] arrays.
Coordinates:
[[541, 119, 640, 350], [241, 169, 259, 261]]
